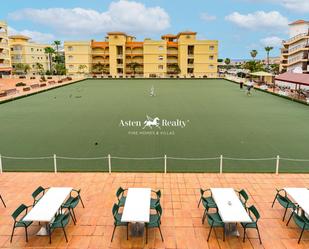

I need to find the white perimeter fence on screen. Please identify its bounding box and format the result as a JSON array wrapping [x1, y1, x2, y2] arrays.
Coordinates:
[[1, 154, 309, 174]]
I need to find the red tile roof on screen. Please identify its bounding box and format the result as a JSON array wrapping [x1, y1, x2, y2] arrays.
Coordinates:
[[289, 20, 308, 25], [275, 72, 309, 86]]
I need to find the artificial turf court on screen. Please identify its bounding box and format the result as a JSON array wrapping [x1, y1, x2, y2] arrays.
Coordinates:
[[1, 79, 309, 173]]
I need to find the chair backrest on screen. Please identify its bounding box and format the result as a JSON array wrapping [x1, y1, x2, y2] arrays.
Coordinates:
[[200, 188, 205, 196], [248, 205, 260, 221], [239, 189, 249, 202], [116, 187, 125, 199], [112, 203, 119, 217], [61, 212, 71, 226], [156, 190, 161, 199], [70, 196, 80, 208], [32, 186, 45, 200], [12, 204, 27, 220], [155, 203, 163, 217]]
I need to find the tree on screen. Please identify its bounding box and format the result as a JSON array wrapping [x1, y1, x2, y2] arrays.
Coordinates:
[[264, 46, 273, 69], [23, 64, 31, 74], [54, 63, 67, 75], [78, 64, 87, 74], [44, 47, 55, 73], [127, 62, 142, 76], [243, 60, 264, 72], [53, 40, 61, 54], [224, 58, 231, 65], [250, 50, 258, 60], [35, 63, 44, 75], [92, 62, 108, 74], [13, 63, 25, 75]]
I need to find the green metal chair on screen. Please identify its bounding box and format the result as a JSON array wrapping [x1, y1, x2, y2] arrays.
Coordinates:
[[48, 211, 70, 244], [116, 187, 127, 207], [0, 194, 6, 207], [32, 186, 48, 206], [201, 195, 217, 224], [10, 204, 33, 243], [237, 189, 249, 209], [146, 203, 163, 244], [150, 190, 161, 209], [271, 189, 296, 221], [198, 188, 212, 207], [61, 189, 85, 225], [206, 211, 225, 241], [241, 205, 262, 244], [288, 211, 309, 243], [111, 203, 128, 242]]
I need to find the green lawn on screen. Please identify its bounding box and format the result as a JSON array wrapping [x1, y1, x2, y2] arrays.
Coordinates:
[[1, 79, 309, 173]]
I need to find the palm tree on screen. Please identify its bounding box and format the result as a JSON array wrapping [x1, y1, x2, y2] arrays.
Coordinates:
[[224, 58, 231, 65], [53, 40, 61, 54], [264, 46, 273, 69], [250, 50, 258, 61], [92, 62, 104, 74], [44, 47, 55, 73]]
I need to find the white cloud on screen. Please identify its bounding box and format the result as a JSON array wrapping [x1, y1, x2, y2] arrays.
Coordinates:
[[246, 0, 309, 13], [260, 36, 283, 47], [8, 26, 55, 44], [8, 0, 170, 36], [225, 11, 289, 31], [200, 12, 216, 21]]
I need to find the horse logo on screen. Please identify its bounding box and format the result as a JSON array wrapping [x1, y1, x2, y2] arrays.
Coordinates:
[[143, 115, 161, 129]]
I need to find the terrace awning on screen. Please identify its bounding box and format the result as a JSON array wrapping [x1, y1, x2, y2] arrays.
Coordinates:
[[250, 71, 274, 77]]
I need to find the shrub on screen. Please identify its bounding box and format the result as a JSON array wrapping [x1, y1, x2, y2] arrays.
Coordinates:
[[15, 82, 26, 87]]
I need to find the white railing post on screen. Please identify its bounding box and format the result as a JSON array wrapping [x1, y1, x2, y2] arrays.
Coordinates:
[[220, 155, 223, 174], [276, 155, 280, 175], [0, 154, 2, 174], [108, 154, 111, 174], [53, 154, 57, 173], [164, 155, 167, 174]]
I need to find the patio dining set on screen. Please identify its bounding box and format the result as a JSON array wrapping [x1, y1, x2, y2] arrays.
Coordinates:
[[2, 186, 309, 245]]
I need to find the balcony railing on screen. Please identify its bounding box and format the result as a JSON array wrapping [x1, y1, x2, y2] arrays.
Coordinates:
[[283, 33, 308, 44], [117, 54, 123, 59], [0, 63, 10, 67], [167, 50, 178, 55]]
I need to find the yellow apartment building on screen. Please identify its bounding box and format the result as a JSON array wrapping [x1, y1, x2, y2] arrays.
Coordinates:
[[64, 31, 218, 78], [280, 20, 309, 73], [0, 21, 12, 77], [9, 35, 50, 75]]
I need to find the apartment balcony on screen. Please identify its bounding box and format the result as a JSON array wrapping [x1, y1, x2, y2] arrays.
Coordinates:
[[0, 52, 9, 59], [283, 33, 309, 45], [167, 59, 178, 64], [167, 50, 178, 55], [187, 54, 194, 58], [117, 64, 123, 68], [0, 63, 11, 68], [117, 54, 123, 59], [0, 31, 7, 38], [187, 64, 194, 68], [92, 50, 109, 55]]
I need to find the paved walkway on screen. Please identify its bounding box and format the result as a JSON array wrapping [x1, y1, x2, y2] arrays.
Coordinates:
[[0, 172, 308, 248]]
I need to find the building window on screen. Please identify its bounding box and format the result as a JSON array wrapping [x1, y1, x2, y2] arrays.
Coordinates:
[[68, 46, 73, 51], [209, 55, 214, 60], [209, 46, 215, 51], [158, 65, 164, 70], [158, 46, 163, 50], [69, 65, 74, 69], [68, 55, 73, 60], [209, 64, 214, 69], [158, 55, 163, 61]]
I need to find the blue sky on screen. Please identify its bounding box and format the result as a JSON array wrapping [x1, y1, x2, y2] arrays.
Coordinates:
[[2, 0, 309, 59]]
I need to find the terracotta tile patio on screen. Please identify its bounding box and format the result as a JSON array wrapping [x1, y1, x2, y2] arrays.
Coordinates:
[[0, 172, 308, 249]]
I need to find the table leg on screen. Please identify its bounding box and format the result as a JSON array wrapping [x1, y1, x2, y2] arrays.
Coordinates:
[[130, 222, 145, 237], [225, 223, 240, 237]]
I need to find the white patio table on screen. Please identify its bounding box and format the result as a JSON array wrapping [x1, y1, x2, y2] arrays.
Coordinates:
[[284, 188, 309, 215], [121, 188, 151, 236], [23, 187, 72, 235], [211, 188, 252, 236]]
